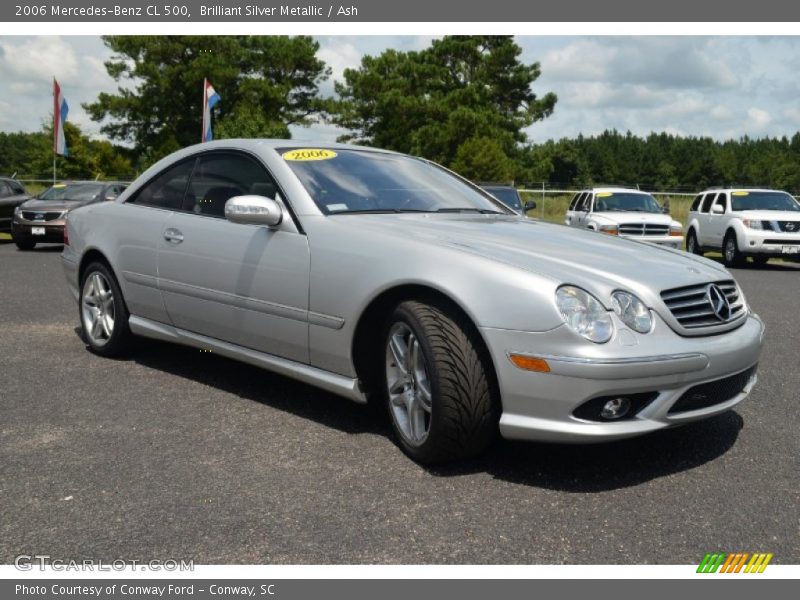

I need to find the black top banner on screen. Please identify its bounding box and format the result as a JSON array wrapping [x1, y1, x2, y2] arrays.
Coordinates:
[[4, 0, 800, 22]]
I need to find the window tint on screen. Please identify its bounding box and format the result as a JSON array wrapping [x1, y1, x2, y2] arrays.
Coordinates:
[[699, 193, 715, 213], [712, 193, 727, 212], [568, 193, 580, 211], [184, 153, 277, 218], [9, 181, 25, 195], [690, 194, 702, 212], [128, 159, 195, 210]]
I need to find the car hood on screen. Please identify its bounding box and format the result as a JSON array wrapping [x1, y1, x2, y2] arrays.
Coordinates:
[[338, 214, 730, 304], [19, 199, 89, 212], [731, 210, 800, 221], [592, 212, 674, 225]]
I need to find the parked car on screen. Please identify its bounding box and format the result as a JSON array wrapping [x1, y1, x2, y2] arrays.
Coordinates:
[[565, 187, 684, 249], [11, 181, 127, 250], [0, 177, 31, 234], [479, 183, 535, 215], [686, 187, 800, 267], [62, 141, 764, 464]]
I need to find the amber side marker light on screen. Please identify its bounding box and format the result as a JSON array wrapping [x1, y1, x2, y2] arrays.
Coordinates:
[[509, 354, 551, 373]]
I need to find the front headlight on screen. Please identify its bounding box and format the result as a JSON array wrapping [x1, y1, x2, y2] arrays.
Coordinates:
[[555, 286, 614, 343], [743, 219, 765, 230], [598, 224, 619, 235], [611, 291, 653, 333]]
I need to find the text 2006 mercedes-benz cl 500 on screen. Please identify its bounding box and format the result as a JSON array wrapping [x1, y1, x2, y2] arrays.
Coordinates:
[[61, 140, 765, 464]]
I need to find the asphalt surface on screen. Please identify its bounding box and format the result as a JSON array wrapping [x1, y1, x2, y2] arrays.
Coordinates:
[[1, 240, 798, 565]]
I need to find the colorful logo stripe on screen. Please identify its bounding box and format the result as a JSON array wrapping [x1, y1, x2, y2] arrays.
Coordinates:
[[697, 552, 773, 573]]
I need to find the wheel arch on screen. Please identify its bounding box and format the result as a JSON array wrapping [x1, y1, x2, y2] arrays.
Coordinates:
[[350, 283, 499, 399], [78, 247, 122, 288]]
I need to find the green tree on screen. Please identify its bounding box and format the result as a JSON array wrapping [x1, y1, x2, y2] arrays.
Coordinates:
[[450, 137, 515, 182], [84, 35, 331, 165], [332, 36, 556, 169]]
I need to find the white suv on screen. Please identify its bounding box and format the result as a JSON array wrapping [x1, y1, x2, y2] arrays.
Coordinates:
[[565, 187, 684, 248], [686, 188, 800, 267]]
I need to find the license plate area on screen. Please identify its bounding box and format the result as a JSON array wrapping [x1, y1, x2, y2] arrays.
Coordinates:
[[781, 245, 799, 254], [31, 227, 45, 235]]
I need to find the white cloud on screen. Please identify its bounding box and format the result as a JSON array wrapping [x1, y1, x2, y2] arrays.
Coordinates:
[[747, 107, 772, 128]]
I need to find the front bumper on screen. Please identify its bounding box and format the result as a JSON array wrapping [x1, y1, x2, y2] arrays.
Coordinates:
[[620, 233, 684, 249], [482, 312, 764, 442], [11, 218, 66, 244], [739, 230, 800, 256]]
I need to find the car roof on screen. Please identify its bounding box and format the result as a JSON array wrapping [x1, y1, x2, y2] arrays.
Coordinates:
[[182, 138, 403, 156], [585, 187, 650, 194], [698, 187, 783, 193]]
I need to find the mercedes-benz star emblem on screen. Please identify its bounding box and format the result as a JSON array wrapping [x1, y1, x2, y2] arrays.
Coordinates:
[[706, 284, 731, 322]]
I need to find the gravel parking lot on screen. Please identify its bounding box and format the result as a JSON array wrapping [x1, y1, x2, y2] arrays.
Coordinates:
[[1, 240, 798, 564]]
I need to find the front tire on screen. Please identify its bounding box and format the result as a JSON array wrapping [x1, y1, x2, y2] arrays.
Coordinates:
[[723, 232, 744, 268], [686, 229, 702, 255], [381, 300, 499, 464], [79, 262, 133, 357]]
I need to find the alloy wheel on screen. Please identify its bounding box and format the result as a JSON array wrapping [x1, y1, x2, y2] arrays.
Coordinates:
[[81, 272, 115, 346]]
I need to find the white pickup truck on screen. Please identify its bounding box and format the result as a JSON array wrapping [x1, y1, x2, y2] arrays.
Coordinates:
[[565, 187, 684, 249], [685, 188, 800, 267]]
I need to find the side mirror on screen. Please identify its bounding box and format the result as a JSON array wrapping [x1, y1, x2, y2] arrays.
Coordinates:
[[523, 200, 536, 211], [711, 204, 724, 215], [662, 206, 670, 214], [225, 195, 283, 227]]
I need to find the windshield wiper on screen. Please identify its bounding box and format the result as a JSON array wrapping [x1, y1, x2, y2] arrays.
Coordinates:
[[435, 207, 505, 214]]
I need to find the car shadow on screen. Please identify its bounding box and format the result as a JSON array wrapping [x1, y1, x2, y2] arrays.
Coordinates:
[[29, 244, 64, 252], [427, 411, 743, 492], [76, 331, 745, 491], [125, 336, 389, 437], [705, 256, 800, 271]]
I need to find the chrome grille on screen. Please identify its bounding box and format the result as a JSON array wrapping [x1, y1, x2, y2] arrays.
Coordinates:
[[618, 223, 670, 236], [22, 211, 61, 222], [660, 280, 745, 329], [775, 221, 800, 233]]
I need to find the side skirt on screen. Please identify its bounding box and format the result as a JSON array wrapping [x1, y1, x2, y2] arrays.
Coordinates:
[[128, 315, 366, 404]]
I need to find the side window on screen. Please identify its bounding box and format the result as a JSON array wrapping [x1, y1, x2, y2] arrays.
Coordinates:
[[573, 192, 586, 212], [184, 152, 278, 218], [9, 181, 26, 195], [586, 193, 595, 212], [568, 193, 580, 211], [712, 193, 727, 212], [127, 159, 196, 210], [690, 194, 703, 212], [0, 182, 10, 198], [699, 193, 715, 213]]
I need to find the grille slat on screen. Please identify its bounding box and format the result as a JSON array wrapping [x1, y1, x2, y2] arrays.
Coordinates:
[[668, 366, 757, 414], [660, 279, 745, 330]]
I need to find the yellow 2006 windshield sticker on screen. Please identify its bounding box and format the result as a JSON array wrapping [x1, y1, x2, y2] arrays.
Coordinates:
[[596, 192, 613, 197], [732, 191, 749, 196], [282, 148, 337, 161]]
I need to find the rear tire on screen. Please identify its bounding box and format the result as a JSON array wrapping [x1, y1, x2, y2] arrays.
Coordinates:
[[723, 232, 744, 268], [380, 300, 500, 464], [686, 229, 703, 255], [79, 262, 134, 357]]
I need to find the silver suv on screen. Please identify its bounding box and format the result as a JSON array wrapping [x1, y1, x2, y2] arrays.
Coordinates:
[[686, 188, 800, 267]]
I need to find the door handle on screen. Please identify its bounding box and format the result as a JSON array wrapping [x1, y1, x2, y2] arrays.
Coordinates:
[[163, 228, 184, 244]]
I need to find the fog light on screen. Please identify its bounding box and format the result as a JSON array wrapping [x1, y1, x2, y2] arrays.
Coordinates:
[[600, 397, 630, 419]]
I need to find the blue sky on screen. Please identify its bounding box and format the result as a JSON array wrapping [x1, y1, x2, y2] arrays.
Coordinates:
[[2, 35, 800, 144]]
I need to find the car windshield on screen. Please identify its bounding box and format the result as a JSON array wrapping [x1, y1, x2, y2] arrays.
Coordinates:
[[730, 191, 800, 212], [483, 187, 522, 211], [39, 183, 105, 202], [279, 148, 508, 215], [593, 192, 662, 213]]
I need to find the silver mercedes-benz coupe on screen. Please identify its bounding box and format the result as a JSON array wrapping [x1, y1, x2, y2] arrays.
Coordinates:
[[62, 140, 764, 464]]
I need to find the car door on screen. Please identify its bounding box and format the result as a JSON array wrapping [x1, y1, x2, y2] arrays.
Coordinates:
[[0, 181, 27, 231], [156, 150, 311, 363], [117, 157, 195, 324], [565, 192, 580, 225], [576, 192, 593, 228], [695, 192, 716, 246], [708, 192, 729, 246]]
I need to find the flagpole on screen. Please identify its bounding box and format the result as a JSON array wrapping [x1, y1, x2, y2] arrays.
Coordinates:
[[201, 78, 207, 143], [53, 77, 56, 184]]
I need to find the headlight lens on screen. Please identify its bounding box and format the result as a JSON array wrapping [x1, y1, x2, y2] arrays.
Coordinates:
[[555, 286, 614, 343], [743, 219, 764, 230], [669, 224, 683, 236], [611, 291, 653, 333], [598, 224, 619, 235]]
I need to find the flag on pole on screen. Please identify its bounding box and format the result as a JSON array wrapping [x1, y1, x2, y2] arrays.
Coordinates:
[[202, 78, 221, 142], [53, 79, 69, 156]]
